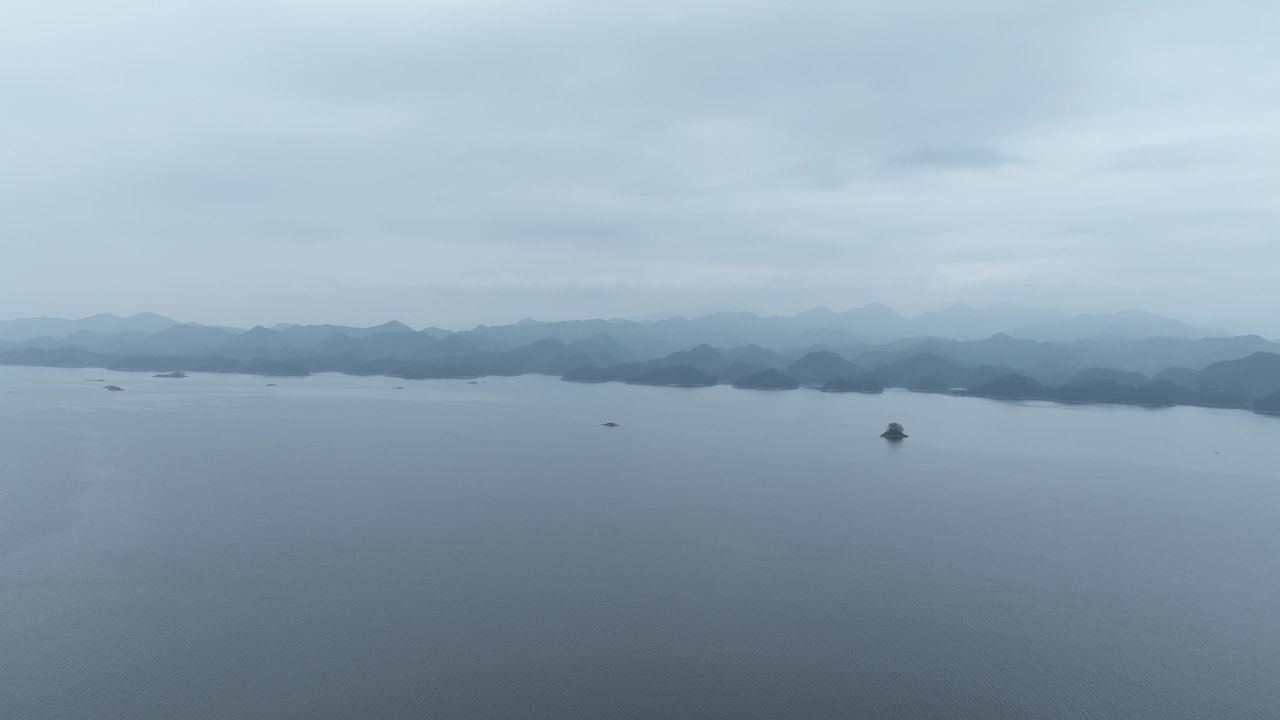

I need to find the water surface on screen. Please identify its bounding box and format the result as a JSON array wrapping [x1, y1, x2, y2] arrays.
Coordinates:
[[2, 367, 1278, 719]]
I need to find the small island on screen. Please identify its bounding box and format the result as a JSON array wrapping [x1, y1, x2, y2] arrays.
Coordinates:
[[601, 422, 620, 427], [104, 385, 125, 392], [154, 370, 187, 379], [880, 422, 908, 440]]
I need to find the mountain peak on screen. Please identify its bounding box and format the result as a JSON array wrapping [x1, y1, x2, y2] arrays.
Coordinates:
[[372, 320, 414, 333], [797, 306, 836, 317]]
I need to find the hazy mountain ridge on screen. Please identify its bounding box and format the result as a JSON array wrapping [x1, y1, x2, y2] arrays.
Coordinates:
[[2, 306, 1276, 414], [0, 313, 179, 342], [0, 303, 1220, 348]]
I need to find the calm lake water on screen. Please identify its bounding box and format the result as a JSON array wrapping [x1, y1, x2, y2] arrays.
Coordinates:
[[2, 366, 1278, 719]]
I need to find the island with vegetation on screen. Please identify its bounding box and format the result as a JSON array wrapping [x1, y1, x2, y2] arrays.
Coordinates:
[[3, 308, 1280, 415], [881, 422, 908, 439], [626, 365, 717, 388], [821, 375, 885, 394], [784, 350, 864, 387], [732, 368, 799, 390], [1256, 390, 1280, 416]]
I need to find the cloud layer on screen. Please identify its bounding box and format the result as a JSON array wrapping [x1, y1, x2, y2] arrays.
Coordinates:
[[2, 0, 1278, 332]]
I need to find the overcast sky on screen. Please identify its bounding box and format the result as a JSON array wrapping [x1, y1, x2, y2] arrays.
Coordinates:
[[2, 0, 1277, 332]]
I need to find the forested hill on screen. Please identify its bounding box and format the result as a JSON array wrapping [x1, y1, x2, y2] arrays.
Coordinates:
[[3, 307, 1278, 414]]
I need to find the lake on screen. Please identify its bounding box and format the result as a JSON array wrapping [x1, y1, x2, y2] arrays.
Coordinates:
[[2, 366, 1278, 719]]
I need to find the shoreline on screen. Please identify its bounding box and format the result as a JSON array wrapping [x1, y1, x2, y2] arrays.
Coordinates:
[[5, 360, 1279, 418]]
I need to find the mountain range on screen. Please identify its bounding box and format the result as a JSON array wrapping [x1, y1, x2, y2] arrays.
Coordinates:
[[0, 304, 1219, 348], [2, 305, 1277, 415], [0, 312, 178, 342]]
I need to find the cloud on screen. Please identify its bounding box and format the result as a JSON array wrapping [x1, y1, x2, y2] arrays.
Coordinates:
[[1, 0, 1278, 334], [1099, 142, 1210, 173], [887, 146, 1025, 171]]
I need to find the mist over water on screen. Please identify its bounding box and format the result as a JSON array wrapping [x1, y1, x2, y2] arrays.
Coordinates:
[[2, 367, 1278, 719]]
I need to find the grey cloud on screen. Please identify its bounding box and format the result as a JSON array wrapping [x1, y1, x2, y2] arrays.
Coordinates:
[[886, 146, 1025, 170], [1, 0, 1279, 335], [1100, 142, 1211, 173]]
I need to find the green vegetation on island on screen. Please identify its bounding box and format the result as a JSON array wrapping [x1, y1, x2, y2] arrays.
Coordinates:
[[627, 365, 717, 388], [783, 350, 863, 386], [821, 376, 885, 394], [881, 422, 908, 439], [732, 368, 800, 390], [3, 309, 1280, 415], [1255, 390, 1280, 416]]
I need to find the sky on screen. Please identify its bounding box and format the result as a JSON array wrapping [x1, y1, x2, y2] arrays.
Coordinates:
[[1, 0, 1278, 333]]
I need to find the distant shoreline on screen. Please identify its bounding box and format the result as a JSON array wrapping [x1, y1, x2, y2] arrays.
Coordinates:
[[7, 360, 1278, 418], [5, 311, 1280, 419]]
